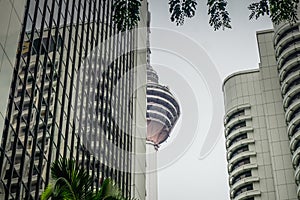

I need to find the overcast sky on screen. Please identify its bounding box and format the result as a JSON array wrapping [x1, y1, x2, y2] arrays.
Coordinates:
[[147, 0, 273, 199]]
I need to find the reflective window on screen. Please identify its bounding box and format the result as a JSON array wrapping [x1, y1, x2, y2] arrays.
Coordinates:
[[0, 0, 136, 199]]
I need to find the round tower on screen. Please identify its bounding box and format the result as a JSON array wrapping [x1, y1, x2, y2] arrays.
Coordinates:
[[146, 65, 180, 149]]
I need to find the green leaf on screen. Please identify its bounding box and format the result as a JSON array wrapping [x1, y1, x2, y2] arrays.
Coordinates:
[[41, 184, 54, 200]]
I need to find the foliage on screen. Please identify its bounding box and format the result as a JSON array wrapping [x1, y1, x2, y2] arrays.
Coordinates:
[[41, 159, 93, 200], [207, 0, 231, 30], [112, 0, 300, 31], [169, 0, 198, 25], [248, 0, 299, 25], [93, 178, 126, 200], [41, 159, 136, 200], [112, 0, 142, 31]]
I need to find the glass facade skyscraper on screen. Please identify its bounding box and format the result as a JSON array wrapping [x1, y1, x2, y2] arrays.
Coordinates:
[[0, 0, 148, 199]]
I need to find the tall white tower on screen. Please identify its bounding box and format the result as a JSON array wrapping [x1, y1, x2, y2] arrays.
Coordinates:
[[146, 65, 180, 200]]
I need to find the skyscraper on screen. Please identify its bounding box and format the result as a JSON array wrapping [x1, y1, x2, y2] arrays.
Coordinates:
[[222, 11, 300, 200], [0, 0, 148, 199]]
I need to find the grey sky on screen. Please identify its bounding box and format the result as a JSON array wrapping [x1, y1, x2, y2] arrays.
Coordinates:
[[148, 0, 272, 199]]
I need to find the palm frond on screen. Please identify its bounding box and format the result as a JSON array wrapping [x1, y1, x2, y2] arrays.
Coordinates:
[[41, 184, 54, 200], [50, 159, 94, 199]]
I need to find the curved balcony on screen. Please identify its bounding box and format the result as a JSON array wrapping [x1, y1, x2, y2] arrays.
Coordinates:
[[287, 114, 300, 137], [226, 127, 253, 142], [147, 104, 176, 124], [233, 190, 261, 200], [224, 104, 250, 125], [230, 163, 258, 184], [228, 151, 256, 172], [147, 96, 178, 117], [275, 31, 300, 56], [274, 22, 300, 46], [295, 165, 300, 184], [147, 84, 180, 112], [230, 177, 259, 195], [227, 138, 255, 159], [225, 119, 251, 138], [283, 84, 300, 108], [281, 72, 300, 95], [285, 98, 300, 122], [148, 103, 176, 118], [278, 56, 300, 82], [292, 147, 300, 167], [297, 185, 300, 199], [290, 130, 300, 152], [225, 115, 251, 131], [277, 43, 300, 69], [147, 111, 172, 128], [297, 184, 300, 198]]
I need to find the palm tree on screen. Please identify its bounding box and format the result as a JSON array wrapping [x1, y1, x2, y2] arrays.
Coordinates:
[[41, 159, 135, 200], [93, 178, 127, 200], [41, 159, 93, 200]]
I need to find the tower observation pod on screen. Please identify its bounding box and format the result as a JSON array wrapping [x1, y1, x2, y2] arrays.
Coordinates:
[[146, 65, 181, 150]]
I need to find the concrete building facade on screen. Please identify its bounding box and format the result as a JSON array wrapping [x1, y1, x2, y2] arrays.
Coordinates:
[[0, 0, 149, 199], [223, 18, 300, 200]]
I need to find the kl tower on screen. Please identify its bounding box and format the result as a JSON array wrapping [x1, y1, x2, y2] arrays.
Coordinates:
[[146, 64, 180, 200]]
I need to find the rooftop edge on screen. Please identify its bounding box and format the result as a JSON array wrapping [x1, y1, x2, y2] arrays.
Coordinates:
[[222, 69, 260, 91]]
